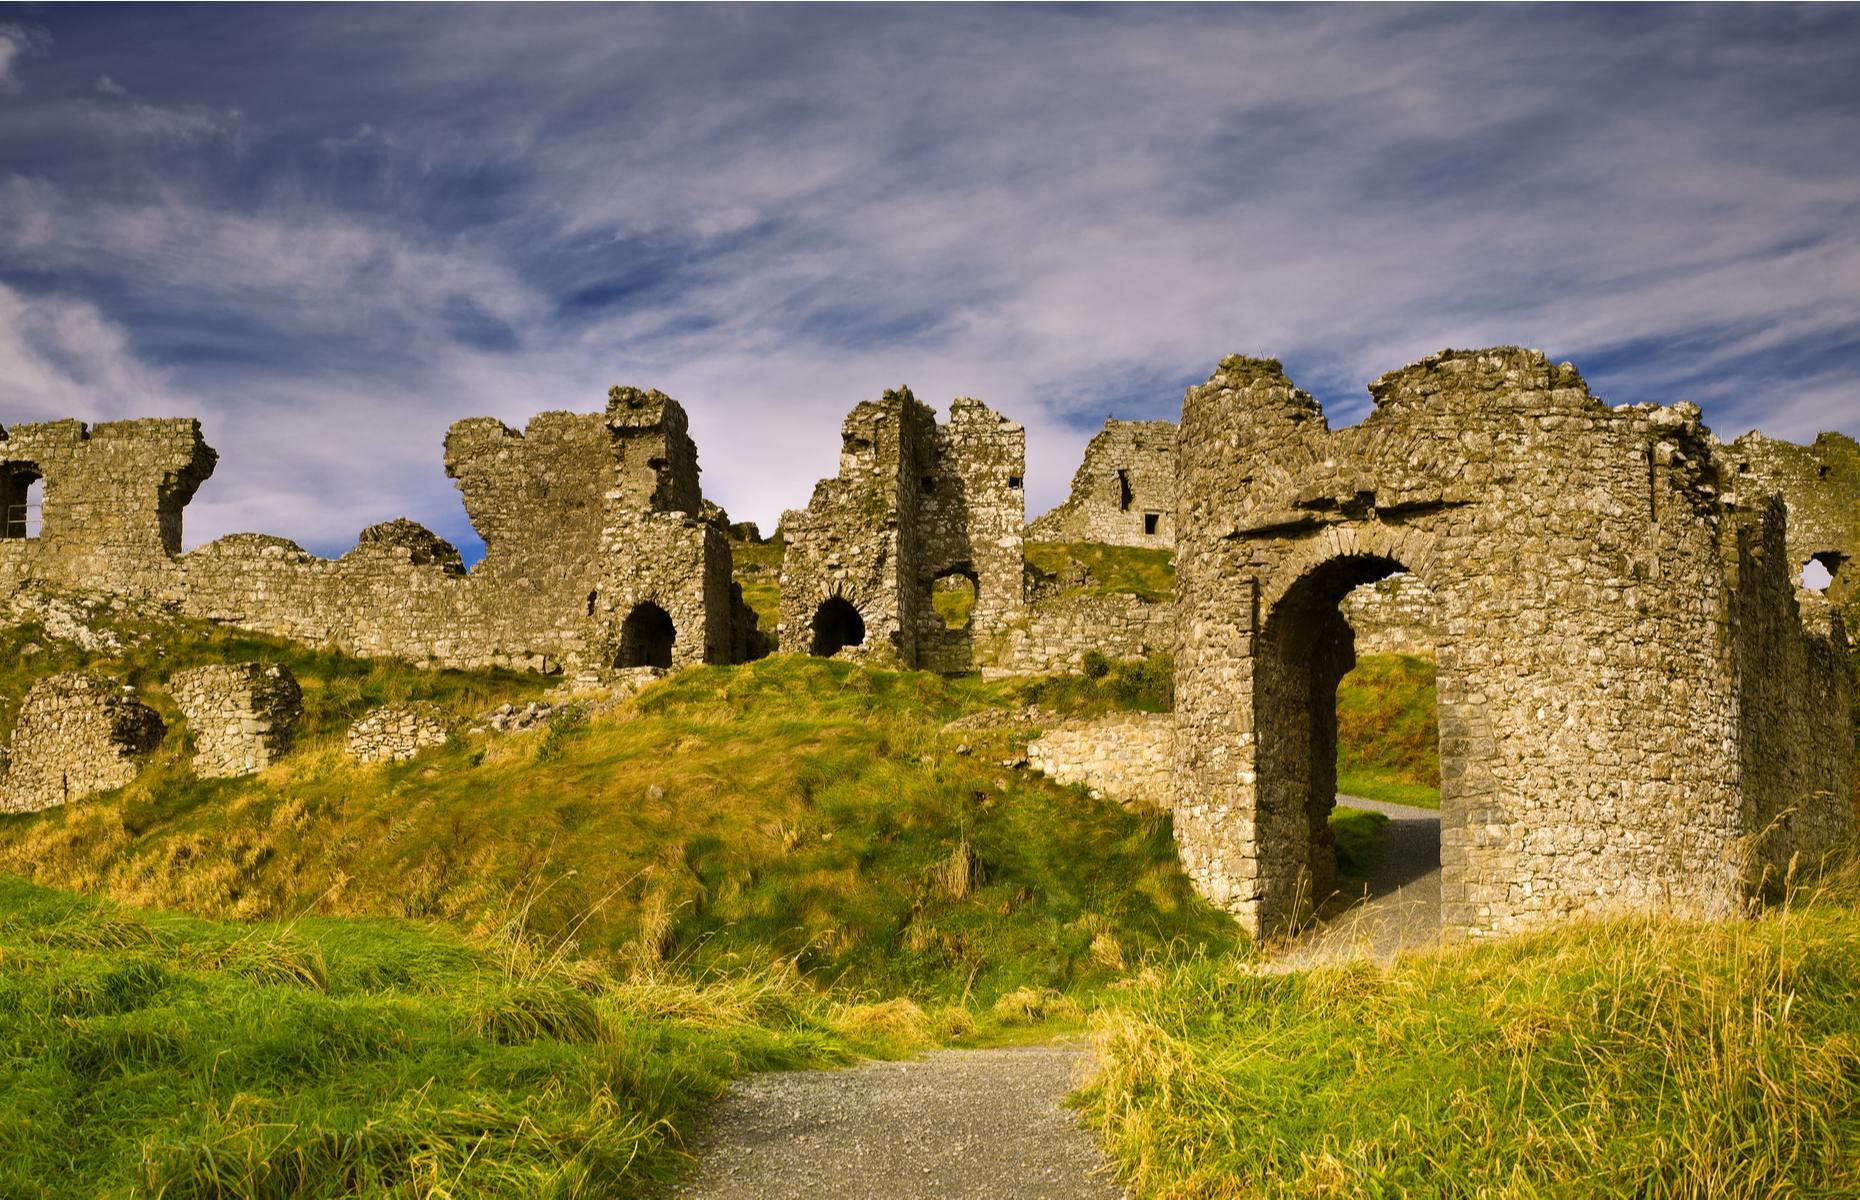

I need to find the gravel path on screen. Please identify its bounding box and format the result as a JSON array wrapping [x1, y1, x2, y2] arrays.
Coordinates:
[[676, 1039, 1125, 1200], [1274, 794, 1442, 968]]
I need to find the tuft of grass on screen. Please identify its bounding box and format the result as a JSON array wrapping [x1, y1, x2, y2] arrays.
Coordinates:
[[1080, 844, 1860, 1199], [1010, 653, 1175, 717], [1335, 652, 1439, 807], [1328, 806, 1389, 879]]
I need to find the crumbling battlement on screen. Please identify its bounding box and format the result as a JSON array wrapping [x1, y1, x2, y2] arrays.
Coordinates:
[[778, 389, 1026, 670], [1, 418, 216, 599], [1173, 347, 1853, 942], [1027, 419, 1177, 548], [0, 671, 166, 813], [2, 387, 761, 676], [170, 663, 303, 779]]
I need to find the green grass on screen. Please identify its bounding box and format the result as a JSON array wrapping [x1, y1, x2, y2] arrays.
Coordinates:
[[730, 538, 785, 647], [0, 875, 967, 1198], [1024, 541, 1175, 602], [1335, 653, 1439, 808], [1009, 652, 1175, 716], [1328, 806, 1388, 879], [0, 620, 1241, 1004], [1081, 845, 1860, 1199]]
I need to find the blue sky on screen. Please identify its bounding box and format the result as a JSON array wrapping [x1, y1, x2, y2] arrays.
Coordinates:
[[0, 4, 1856, 557]]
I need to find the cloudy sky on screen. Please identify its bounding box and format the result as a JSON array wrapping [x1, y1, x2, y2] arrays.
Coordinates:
[[0, 4, 1856, 557]]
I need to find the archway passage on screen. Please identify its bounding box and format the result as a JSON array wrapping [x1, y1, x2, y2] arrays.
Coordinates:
[[1257, 553, 1447, 940], [617, 602, 676, 669], [1800, 554, 1838, 593], [811, 597, 865, 657]]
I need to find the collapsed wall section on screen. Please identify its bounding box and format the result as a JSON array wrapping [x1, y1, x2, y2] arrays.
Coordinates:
[[0, 672, 165, 812], [170, 662, 303, 779], [1028, 419, 1177, 548]]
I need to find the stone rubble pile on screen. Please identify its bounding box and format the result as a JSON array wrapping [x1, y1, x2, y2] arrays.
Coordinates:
[[345, 702, 454, 764]]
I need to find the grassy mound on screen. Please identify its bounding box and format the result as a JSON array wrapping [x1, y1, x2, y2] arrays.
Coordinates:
[[1081, 849, 1860, 1199], [0, 875, 946, 1198], [1335, 653, 1439, 807], [1024, 541, 1175, 602], [0, 616, 1240, 1004]]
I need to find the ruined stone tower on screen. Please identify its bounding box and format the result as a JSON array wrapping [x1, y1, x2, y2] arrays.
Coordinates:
[[1171, 348, 1853, 941], [778, 388, 1026, 670]]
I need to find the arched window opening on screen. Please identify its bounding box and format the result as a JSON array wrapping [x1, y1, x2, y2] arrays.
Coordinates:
[[1, 464, 43, 540], [616, 602, 676, 669], [811, 597, 865, 657], [1260, 558, 1443, 941], [1800, 556, 1836, 592], [932, 570, 978, 630]]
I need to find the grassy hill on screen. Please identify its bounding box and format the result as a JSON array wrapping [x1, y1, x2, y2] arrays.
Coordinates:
[[0, 607, 1240, 1006]]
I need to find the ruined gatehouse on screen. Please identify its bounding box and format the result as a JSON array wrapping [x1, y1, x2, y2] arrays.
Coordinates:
[[1171, 348, 1853, 940]]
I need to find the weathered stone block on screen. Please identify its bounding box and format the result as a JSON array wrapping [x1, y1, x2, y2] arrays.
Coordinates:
[[345, 702, 453, 765], [170, 662, 303, 778], [0, 672, 165, 812]]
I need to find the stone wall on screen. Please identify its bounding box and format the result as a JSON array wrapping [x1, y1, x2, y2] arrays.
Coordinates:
[[1727, 496, 1855, 888], [1724, 429, 1860, 611], [778, 389, 1026, 669], [1027, 712, 1173, 808], [5, 387, 761, 678], [346, 702, 453, 764], [0, 672, 165, 812], [1027, 419, 1177, 548], [1172, 347, 1853, 942], [985, 592, 1175, 677], [170, 663, 303, 778], [1, 419, 215, 600], [1338, 573, 1439, 657]]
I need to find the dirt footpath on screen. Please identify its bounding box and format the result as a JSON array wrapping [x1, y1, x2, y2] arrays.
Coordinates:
[[676, 1039, 1125, 1200]]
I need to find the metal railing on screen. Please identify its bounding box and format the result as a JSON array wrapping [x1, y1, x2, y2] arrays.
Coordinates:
[[3, 502, 40, 539]]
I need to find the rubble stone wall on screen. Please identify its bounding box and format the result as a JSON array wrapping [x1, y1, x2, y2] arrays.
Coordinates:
[[1027, 712, 1174, 808], [1028, 419, 1177, 548], [1338, 573, 1439, 657], [0, 672, 165, 812], [1, 418, 216, 600], [985, 592, 1175, 677], [4, 388, 757, 677], [1725, 429, 1860, 611], [170, 663, 303, 778], [1173, 347, 1853, 942]]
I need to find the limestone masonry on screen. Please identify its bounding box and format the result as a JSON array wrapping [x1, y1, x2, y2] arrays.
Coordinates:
[[1172, 348, 1852, 940], [169, 663, 303, 779], [3, 346, 1855, 940], [1027, 420, 1177, 547], [346, 702, 455, 765], [0, 672, 166, 813]]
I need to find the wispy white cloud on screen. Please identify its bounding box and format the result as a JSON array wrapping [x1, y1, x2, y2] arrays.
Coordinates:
[[0, 6, 1854, 554]]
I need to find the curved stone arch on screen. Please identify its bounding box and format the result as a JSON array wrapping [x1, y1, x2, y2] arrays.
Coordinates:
[[808, 592, 868, 658], [1255, 521, 1446, 623], [615, 598, 678, 669]]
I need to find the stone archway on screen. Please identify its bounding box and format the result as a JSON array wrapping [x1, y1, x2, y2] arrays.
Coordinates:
[[810, 596, 866, 657], [617, 601, 677, 669]]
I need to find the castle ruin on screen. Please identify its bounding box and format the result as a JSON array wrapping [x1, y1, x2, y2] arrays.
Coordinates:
[[2, 346, 1854, 941]]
